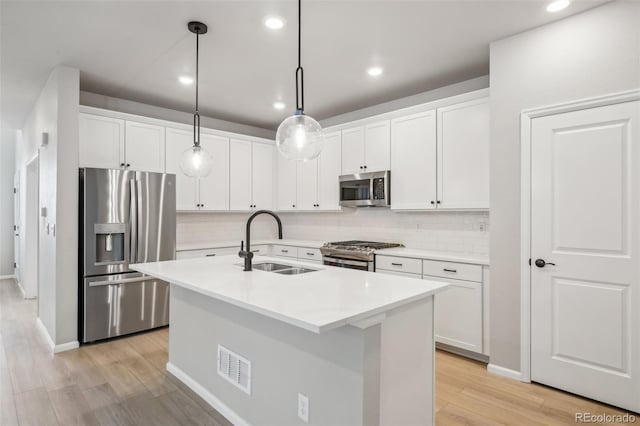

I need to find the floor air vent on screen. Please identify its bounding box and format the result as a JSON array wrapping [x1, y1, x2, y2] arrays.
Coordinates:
[[217, 344, 251, 395]]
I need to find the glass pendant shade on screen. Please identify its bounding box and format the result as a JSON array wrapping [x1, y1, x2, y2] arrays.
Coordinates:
[[180, 145, 213, 177], [276, 113, 323, 161]]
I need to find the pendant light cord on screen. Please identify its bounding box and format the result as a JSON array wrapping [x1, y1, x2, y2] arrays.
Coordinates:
[[193, 30, 201, 147], [295, 0, 304, 113]]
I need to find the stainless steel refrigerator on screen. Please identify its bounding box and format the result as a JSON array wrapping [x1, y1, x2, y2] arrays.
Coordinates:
[[79, 168, 176, 343]]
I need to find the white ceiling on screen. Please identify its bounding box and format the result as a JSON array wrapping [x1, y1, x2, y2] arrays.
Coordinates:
[[1, 0, 605, 131]]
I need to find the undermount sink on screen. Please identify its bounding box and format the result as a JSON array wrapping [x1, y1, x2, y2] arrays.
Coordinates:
[[250, 262, 319, 275]]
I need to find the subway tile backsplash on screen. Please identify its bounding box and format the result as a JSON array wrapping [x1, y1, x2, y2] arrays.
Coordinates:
[[177, 209, 489, 255]]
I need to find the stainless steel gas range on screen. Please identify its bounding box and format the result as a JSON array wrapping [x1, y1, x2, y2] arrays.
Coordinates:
[[320, 240, 404, 271]]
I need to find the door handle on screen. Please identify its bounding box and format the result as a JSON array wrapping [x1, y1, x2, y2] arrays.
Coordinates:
[[534, 258, 556, 268]]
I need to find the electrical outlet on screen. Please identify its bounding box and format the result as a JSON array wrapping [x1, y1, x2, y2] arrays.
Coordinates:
[[297, 393, 309, 423]]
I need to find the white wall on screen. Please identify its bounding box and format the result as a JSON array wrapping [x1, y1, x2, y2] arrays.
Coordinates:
[[489, 1, 640, 372], [0, 129, 16, 276], [177, 210, 489, 255], [19, 66, 79, 346]]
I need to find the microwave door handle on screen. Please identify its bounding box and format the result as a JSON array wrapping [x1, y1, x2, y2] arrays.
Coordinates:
[[129, 179, 137, 264]]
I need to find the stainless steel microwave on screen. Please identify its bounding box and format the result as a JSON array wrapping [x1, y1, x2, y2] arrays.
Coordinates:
[[339, 170, 390, 207]]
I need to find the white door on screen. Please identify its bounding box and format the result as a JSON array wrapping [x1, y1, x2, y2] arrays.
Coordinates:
[[437, 98, 490, 209], [13, 173, 20, 282], [251, 142, 275, 210], [531, 101, 640, 412], [296, 159, 318, 210], [78, 113, 124, 169], [198, 134, 229, 211], [390, 111, 437, 210], [317, 131, 342, 210], [125, 121, 166, 172], [229, 139, 252, 211], [341, 126, 365, 175], [364, 120, 390, 172], [165, 128, 198, 211], [277, 155, 297, 211]]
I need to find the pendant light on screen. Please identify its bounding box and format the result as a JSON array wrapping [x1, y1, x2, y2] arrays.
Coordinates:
[[180, 21, 213, 177], [275, 0, 323, 161]]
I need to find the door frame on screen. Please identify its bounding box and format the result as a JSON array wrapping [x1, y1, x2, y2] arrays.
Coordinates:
[[519, 88, 640, 383]]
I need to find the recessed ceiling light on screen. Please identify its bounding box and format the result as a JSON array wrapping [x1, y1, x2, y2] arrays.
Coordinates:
[[367, 67, 383, 77], [273, 101, 286, 110], [546, 0, 570, 12], [264, 16, 285, 30], [178, 75, 194, 85]]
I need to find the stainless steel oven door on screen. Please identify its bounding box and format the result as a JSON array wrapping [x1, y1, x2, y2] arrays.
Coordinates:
[[339, 170, 390, 207], [323, 256, 373, 272]]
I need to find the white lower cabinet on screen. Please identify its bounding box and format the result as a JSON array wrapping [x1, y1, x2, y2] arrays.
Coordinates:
[[431, 276, 483, 353], [272, 245, 298, 259], [176, 244, 268, 260]]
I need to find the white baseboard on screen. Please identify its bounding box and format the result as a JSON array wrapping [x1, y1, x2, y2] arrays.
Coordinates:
[[36, 317, 55, 351], [166, 362, 250, 426], [36, 318, 79, 353], [0, 274, 16, 280], [487, 363, 523, 381]]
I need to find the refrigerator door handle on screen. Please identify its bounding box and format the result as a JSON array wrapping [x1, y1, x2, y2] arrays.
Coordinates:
[[89, 275, 149, 287], [129, 179, 138, 264]]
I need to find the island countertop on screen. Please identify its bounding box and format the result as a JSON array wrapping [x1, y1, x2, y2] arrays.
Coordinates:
[[131, 255, 449, 334]]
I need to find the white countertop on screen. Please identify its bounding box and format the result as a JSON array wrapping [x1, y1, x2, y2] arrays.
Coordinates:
[[131, 255, 449, 334], [376, 247, 489, 265], [176, 239, 324, 251]]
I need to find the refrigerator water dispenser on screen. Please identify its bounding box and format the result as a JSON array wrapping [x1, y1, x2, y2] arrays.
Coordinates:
[[94, 223, 125, 265]]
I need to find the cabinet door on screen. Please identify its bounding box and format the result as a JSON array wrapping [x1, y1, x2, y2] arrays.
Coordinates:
[[252, 142, 275, 210], [431, 276, 483, 353], [229, 139, 252, 211], [341, 126, 365, 175], [296, 160, 318, 210], [277, 155, 298, 211], [437, 98, 490, 209], [165, 128, 199, 211], [125, 121, 166, 172], [364, 120, 390, 172], [79, 113, 124, 169], [317, 131, 342, 210], [390, 111, 437, 210], [198, 134, 230, 211]]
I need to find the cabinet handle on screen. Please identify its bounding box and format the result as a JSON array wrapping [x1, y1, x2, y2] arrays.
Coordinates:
[[443, 268, 457, 273], [126, 163, 131, 168], [306, 252, 315, 256], [364, 165, 367, 169], [206, 253, 216, 257], [430, 201, 435, 205], [292, 204, 296, 208], [391, 262, 403, 267], [359, 166, 363, 170], [436, 200, 441, 204], [281, 249, 289, 253]]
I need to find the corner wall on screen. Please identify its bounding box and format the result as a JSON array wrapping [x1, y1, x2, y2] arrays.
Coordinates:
[[489, 1, 640, 372]]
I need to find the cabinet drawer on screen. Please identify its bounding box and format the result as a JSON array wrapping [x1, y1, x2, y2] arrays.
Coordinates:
[[375, 255, 422, 275], [376, 269, 421, 279], [422, 259, 481, 282], [273, 245, 298, 258], [298, 248, 321, 261], [250, 245, 269, 255], [175, 247, 237, 259]]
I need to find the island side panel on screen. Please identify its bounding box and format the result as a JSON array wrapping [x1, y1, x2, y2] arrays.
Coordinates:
[[380, 296, 435, 426], [167, 283, 380, 426]]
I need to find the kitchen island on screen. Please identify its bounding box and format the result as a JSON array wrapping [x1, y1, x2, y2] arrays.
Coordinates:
[[131, 255, 449, 426]]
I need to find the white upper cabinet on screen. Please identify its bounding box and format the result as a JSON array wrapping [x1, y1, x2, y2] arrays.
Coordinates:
[[79, 113, 125, 169], [198, 133, 230, 211], [165, 128, 199, 211], [317, 131, 342, 210], [296, 159, 318, 210], [277, 155, 298, 211], [391, 111, 437, 210], [166, 128, 230, 211], [125, 121, 166, 173], [229, 139, 253, 211], [341, 126, 365, 175], [341, 120, 390, 174], [364, 120, 391, 172], [437, 98, 490, 209], [251, 142, 275, 210], [230, 139, 274, 211]]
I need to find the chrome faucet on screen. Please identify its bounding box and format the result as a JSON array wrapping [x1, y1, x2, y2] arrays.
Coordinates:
[[239, 210, 283, 271]]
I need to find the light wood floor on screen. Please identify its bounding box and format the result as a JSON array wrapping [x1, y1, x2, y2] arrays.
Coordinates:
[[0, 278, 636, 425]]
